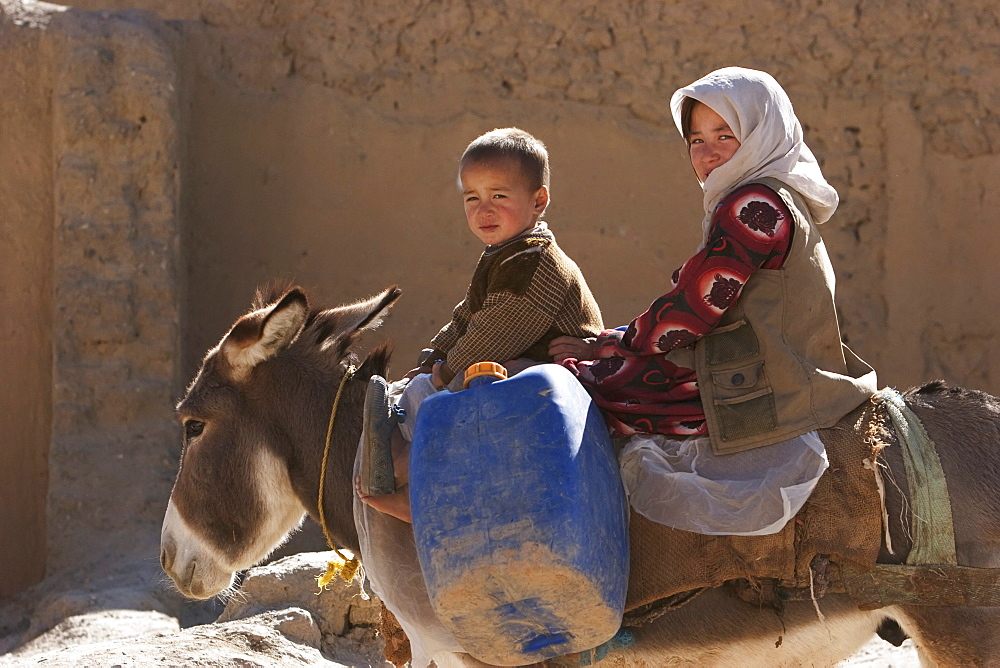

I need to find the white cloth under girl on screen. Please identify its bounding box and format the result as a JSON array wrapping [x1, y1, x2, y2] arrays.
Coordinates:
[[619, 431, 828, 535]]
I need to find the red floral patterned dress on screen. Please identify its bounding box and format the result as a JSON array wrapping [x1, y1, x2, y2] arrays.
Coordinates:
[[563, 183, 794, 436]]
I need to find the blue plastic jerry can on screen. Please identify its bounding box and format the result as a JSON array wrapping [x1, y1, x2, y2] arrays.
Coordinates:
[[409, 363, 629, 666]]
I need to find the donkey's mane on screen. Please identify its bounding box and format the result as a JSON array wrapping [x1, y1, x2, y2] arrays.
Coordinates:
[[907, 379, 1000, 410], [356, 341, 393, 380]]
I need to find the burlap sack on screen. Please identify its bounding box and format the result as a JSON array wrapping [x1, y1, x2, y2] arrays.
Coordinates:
[[625, 399, 886, 611]]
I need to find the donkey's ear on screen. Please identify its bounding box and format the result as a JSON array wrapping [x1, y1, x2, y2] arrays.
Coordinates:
[[221, 288, 309, 379], [313, 286, 401, 351]]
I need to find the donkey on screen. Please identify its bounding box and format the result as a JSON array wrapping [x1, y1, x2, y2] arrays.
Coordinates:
[[161, 286, 1000, 666]]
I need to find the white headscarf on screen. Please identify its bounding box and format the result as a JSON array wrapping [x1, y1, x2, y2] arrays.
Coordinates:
[[669, 67, 839, 233]]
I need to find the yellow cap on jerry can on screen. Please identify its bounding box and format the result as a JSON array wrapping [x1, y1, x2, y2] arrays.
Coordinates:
[[463, 361, 508, 389]]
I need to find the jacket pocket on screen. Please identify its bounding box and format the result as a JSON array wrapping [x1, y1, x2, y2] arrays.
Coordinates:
[[711, 361, 778, 443], [711, 360, 767, 398], [704, 320, 760, 367]]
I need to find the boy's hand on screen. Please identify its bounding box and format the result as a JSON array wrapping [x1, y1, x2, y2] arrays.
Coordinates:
[[431, 361, 447, 390], [404, 348, 443, 380], [549, 336, 598, 362]]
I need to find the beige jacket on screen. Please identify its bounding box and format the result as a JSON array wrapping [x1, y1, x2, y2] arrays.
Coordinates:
[[685, 178, 877, 454]]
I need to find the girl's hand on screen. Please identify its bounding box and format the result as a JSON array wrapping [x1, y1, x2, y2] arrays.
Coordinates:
[[549, 336, 598, 362]]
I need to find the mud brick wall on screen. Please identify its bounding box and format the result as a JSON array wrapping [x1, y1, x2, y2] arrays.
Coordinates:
[[1, 4, 181, 593], [46, 8, 181, 574], [66, 0, 996, 394]]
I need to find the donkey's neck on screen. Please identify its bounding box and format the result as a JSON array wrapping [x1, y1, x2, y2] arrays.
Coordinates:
[[306, 366, 368, 551]]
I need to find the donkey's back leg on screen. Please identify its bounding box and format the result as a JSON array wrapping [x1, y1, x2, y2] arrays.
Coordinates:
[[891, 605, 1000, 666]]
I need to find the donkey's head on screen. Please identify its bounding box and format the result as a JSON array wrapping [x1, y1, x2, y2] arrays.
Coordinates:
[[160, 285, 400, 599]]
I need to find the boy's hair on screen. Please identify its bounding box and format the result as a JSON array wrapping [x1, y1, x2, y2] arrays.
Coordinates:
[[460, 128, 550, 190]]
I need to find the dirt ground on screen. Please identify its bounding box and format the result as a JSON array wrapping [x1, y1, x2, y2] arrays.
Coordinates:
[[842, 638, 919, 667], [0, 550, 922, 667]]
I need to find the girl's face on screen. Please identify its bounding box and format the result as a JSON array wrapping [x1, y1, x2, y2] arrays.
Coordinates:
[[688, 102, 741, 182]]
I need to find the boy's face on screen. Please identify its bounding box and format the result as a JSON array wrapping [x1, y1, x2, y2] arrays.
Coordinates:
[[460, 160, 548, 246]]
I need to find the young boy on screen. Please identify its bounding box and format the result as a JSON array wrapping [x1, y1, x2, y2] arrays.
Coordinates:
[[358, 127, 603, 522]]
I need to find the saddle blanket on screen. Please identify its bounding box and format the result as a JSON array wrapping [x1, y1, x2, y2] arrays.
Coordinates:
[[625, 398, 887, 612]]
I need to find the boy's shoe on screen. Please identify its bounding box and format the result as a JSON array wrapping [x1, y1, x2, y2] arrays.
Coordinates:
[[360, 375, 405, 497]]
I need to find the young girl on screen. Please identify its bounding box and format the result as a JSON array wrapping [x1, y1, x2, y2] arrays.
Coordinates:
[[550, 67, 877, 535]]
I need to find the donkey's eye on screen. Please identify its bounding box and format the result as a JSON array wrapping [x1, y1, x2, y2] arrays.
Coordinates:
[[184, 420, 205, 440]]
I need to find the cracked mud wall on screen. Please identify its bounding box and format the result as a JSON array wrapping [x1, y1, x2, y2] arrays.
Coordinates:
[[1, 0, 998, 595], [58, 0, 998, 392], [44, 6, 181, 579]]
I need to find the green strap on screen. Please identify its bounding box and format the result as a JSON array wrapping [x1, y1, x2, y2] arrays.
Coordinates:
[[875, 388, 957, 566], [840, 563, 1000, 610]]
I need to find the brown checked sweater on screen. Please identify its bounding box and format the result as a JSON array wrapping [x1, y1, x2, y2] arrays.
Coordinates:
[[427, 223, 603, 391]]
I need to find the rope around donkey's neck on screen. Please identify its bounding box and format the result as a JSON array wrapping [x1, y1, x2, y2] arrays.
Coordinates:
[[316, 364, 361, 592]]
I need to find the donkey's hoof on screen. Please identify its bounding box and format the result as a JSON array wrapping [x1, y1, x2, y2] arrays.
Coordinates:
[[360, 375, 400, 497]]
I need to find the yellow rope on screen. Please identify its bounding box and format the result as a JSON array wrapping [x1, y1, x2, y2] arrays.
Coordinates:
[[316, 364, 361, 593]]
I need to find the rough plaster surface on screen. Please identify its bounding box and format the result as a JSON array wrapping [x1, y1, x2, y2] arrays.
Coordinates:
[[0, 0, 996, 664], [61, 0, 999, 395], [44, 6, 182, 576], [0, 0, 183, 597]]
